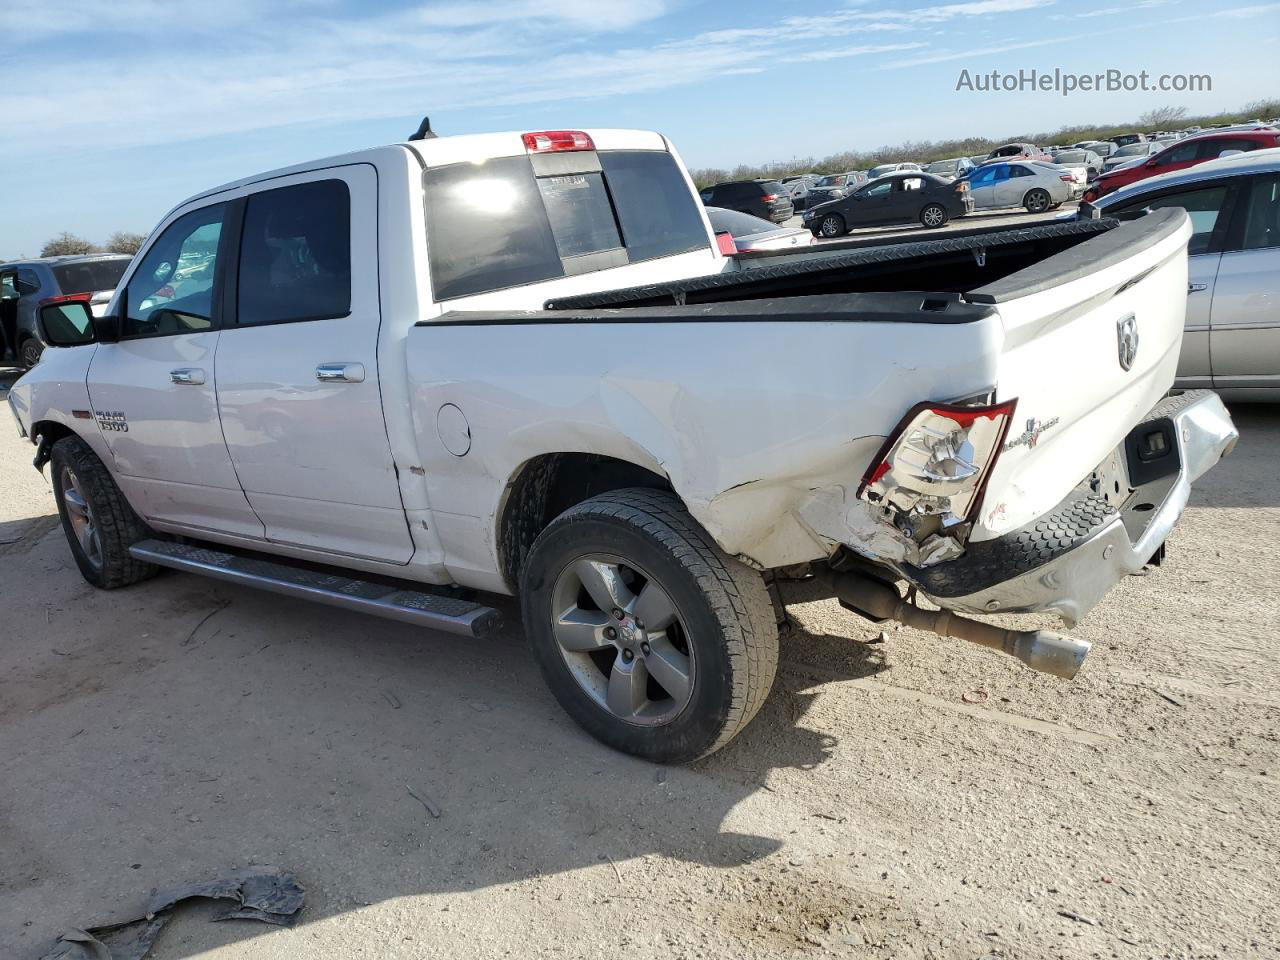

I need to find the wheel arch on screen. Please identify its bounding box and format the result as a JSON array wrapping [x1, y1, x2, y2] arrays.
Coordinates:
[[495, 452, 675, 592]]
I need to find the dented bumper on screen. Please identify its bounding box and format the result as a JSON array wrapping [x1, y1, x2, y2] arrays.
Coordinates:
[[898, 390, 1237, 626]]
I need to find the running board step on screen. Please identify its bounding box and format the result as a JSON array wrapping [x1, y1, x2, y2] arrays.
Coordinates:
[[128, 539, 501, 638]]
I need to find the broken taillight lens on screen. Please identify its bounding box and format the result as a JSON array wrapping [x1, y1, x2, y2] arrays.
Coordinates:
[[858, 400, 1017, 523]]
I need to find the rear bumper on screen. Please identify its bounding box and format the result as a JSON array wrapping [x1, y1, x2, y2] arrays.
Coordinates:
[[903, 390, 1238, 626]]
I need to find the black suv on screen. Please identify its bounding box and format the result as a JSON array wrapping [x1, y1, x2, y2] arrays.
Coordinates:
[[699, 180, 794, 224]]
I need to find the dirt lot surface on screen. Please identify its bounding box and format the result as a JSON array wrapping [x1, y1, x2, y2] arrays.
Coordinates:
[[1, 367, 1276, 959]]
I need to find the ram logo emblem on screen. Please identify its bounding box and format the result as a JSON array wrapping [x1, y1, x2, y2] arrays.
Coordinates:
[[1117, 314, 1139, 372]]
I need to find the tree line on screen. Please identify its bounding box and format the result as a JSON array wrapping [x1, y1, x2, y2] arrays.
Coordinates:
[[35, 230, 148, 258], [688, 98, 1280, 187]]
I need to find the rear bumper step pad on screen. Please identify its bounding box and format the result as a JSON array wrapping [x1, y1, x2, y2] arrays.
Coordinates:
[[128, 539, 501, 637]]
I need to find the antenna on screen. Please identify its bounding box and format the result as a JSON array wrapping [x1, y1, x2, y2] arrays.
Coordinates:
[[409, 116, 437, 141]]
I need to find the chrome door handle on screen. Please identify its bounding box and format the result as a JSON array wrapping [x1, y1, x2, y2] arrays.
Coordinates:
[[170, 368, 206, 385], [315, 362, 366, 383], [1188, 282, 1208, 293]]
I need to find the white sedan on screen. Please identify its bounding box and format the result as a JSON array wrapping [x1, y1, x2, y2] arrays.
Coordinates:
[[705, 207, 815, 253], [963, 161, 1076, 213]]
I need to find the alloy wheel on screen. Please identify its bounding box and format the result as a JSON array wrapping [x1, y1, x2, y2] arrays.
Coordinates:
[[550, 554, 695, 726], [61, 467, 103, 570]]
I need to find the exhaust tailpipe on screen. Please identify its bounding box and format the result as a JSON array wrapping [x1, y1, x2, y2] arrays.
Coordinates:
[[830, 574, 1090, 680]]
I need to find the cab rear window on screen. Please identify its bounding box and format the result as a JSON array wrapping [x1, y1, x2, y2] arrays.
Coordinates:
[[424, 150, 709, 301]]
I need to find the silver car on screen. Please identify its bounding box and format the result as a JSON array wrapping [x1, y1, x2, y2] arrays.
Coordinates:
[[964, 161, 1074, 213], [1095, 147, 1280, 400]]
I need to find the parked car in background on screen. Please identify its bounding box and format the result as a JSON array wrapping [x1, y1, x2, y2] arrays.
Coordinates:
[[0, 255, 132, 369], [1109, 132, 1147, 148], [706, 207, 815, 253], [699, 179, 794, 223], [1103, 141, 1164, 172], [1094, 147, 1280, 400], [1075, 139, 1117, 159], [1052, 148, 1104, 180], [964, 161, 1074, 213], [1037, 161, 1088, 196], [982, 143, 1050, 164], [1083, 129, 1280, 202], [780, 175, 815, 210], [803, 172, 971, 235], [923, 157, 976, 180], [967, 154, 989, 168], [867, 162, 922, 179], [804, 172, 867, 207]]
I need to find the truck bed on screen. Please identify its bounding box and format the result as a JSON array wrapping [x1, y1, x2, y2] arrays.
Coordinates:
[[542, 211, 1178, 310]]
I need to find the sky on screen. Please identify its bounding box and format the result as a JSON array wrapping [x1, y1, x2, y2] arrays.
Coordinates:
[[2, 0, 1277, 258]]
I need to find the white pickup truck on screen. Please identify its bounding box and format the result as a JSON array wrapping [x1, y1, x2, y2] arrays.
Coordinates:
[[8, 124, 1238, 762]]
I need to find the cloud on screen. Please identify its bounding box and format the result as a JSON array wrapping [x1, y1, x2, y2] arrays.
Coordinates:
[[0, 0, 1055, 155]]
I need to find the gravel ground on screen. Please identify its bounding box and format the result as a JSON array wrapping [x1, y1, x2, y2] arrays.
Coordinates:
[[1, 365, 1276, 960]]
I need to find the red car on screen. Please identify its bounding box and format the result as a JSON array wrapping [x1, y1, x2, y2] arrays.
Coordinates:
[[1083, 129, 1280, 202]]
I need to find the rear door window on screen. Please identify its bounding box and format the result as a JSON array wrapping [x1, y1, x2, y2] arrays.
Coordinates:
[[237, 179, 352, 326], [1111, 185, 1229, 255], [425, 149, 710, 301]]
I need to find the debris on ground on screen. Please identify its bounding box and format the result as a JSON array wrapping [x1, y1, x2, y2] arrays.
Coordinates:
[[38, 869, 305, 960], [961, 688, 990, 705], [1057, 909, 1101, 926], [406, 784, 441, 818]]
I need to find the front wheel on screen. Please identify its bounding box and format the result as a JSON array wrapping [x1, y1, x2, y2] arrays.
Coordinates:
[[815, 213, 846, 238], [920, 203, 948, 228], [1024, 189, 1051, 214], [520, 488, 778, 763], [50, 436, 158, 589]]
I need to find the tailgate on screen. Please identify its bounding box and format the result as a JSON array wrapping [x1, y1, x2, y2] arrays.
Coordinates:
[[968, 208, 1192, 540]]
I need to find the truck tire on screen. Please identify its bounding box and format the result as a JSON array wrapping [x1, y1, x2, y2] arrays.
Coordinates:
[[520, 488, 778, 763], [50, 436, 158, 589]]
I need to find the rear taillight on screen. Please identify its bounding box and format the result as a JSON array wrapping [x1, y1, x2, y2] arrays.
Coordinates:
[[760, 194, 778, 203], [1059, 174, 1074, 183], [859, 400, 1017, 524], [954, 181, 969, 192], [39, 292, 92, 307], [714, 231, 738, 256], [521, 130, 595, 153]]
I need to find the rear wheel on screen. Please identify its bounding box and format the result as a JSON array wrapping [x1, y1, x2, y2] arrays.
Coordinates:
[[920, 203, 948, 228], [520, 488, 778, 763], [50, 436, 158, 589], [816, 213, 846, 238], [1024, 189, 1051, 214], [19, 337, 42, 369]]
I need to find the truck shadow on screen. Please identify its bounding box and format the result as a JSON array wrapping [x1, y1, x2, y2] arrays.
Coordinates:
[[4, 558, 888, 958]]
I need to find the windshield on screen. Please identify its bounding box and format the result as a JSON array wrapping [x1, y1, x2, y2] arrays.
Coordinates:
[[1055, 150, 1088, 163], [423, 150, 709, 301], [1114, 143, 1149, 157], [815, 175, 847, 187], [868, 164, 897, 178], [925, 160, 958, 173], [706, 207, 776, 237], [52, 258, 130, 294]]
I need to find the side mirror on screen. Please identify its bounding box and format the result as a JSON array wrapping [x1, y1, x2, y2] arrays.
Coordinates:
[[38, 301, 98, 347]]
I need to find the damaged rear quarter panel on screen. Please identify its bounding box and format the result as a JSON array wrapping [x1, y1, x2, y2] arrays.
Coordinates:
[[406, 313, 1003, 576]]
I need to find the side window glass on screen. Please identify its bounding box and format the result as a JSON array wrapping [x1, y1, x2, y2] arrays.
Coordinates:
[[237, 179, 351, 326], [16, 269, 41, 295], [0, 273, 15, 300], [864, 181, 893, 197], [1115, 186, 1228, 256], [1155, 143, 1198, 166], [1241, 176, 1280, 252], [124, 203, 225, 338], [993, 166, 1010, 181]]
